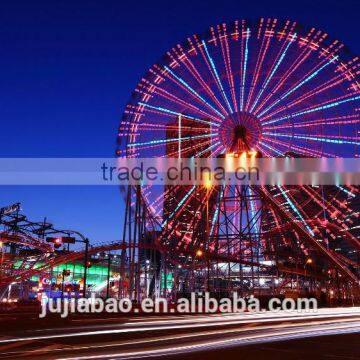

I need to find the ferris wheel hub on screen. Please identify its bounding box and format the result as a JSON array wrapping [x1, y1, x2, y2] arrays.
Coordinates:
[[219, 111, 262, 152]]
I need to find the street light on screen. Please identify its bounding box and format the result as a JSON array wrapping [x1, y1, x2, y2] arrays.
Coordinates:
[[304, 258, 313, 293], [196, 249, 203, 257]]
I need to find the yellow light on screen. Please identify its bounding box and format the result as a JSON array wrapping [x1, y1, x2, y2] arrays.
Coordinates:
[[306, 258, 313, 264], [196, 249, 203, 257], [204, 179, 212, 189], [248, 150, 257, 159], [204, 172, 212, 189]]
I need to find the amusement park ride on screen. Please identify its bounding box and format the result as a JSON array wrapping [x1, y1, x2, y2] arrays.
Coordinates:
[[0, 18, 359, 303], [116, 18, 360, 302]]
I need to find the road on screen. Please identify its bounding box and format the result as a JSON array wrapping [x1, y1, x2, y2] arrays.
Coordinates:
[[0, 307, 358, 359]]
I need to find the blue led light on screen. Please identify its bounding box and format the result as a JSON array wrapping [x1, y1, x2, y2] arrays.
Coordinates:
[[202, 41, 233, 113]]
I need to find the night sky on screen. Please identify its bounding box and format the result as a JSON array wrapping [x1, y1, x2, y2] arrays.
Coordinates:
[[0, 0, 359, 241]]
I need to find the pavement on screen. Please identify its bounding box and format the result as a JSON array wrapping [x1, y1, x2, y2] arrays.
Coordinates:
[[0, 307, 358, 359]]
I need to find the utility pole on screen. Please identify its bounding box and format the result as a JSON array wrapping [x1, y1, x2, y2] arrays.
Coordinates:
[[83, 238, 89, 298], [106, 254, 111, 298]]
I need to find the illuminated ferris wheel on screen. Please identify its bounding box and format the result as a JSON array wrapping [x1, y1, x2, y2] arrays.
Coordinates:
[[117, 18, 360, 293]]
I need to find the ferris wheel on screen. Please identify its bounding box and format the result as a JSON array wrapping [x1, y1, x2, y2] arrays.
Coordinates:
[[117, 18, 360, 291]]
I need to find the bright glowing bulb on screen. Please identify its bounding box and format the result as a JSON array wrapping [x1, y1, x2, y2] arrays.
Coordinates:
[[204, 179, 212, 189], [203, 171, 212, 189], [196, 249, 203, 257]]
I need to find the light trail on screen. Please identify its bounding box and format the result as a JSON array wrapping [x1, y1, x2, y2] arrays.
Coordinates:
[[0, 307, 358, 345], [2, 315, 359, 359], [59, 322, 360, 360]]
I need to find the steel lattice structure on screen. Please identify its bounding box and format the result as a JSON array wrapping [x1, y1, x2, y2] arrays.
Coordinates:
[[0, 206, 91, 298], [117, 18, 360, 302]]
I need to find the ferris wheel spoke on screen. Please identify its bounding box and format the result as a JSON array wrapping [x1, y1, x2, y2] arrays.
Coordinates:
[[256, 143, 273, 157], [253, 44, 315, 116], [257, 56, 337, 117], [260, 135, 293, 151], [162, 138, 213, 158], [200, 41, 233, 113], [127, 133, 217, 149], [258, 140, 284, 156], [264, 131, 360, 146], [136, 78, 221, 122], [260, 63, 359, 122], [258, 40, 352, 120], [161, 186, 197, 227], [239, 28, 250, 111], [249, 33, 297, 113], [251, 19, 304, 114], [337, 186, 357, 198], [163, 66, 225, 119], [245, 20, 276, 112], [262, 93, 360, 126], [264, 114, 360, 131], [211, 143, 226, 157], [253, 30, 342, 116], [263, 136, 335, 157], [153, 86, 223, 122], [137, 102, 218, 127], [278, 185, 315, 236], [175, 50, 230, 117], [217, 24, 238, 112], [138, 124, 209, 132], [194, 141, 221, 157]]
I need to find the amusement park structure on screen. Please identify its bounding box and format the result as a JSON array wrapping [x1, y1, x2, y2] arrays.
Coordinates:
[[0, 18, 359, 305], [0, 203, 91, 299], [116, 18, 360, 302]]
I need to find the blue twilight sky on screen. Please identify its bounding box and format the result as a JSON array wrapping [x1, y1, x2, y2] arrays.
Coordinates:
[[0, 0, 359, 242]]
